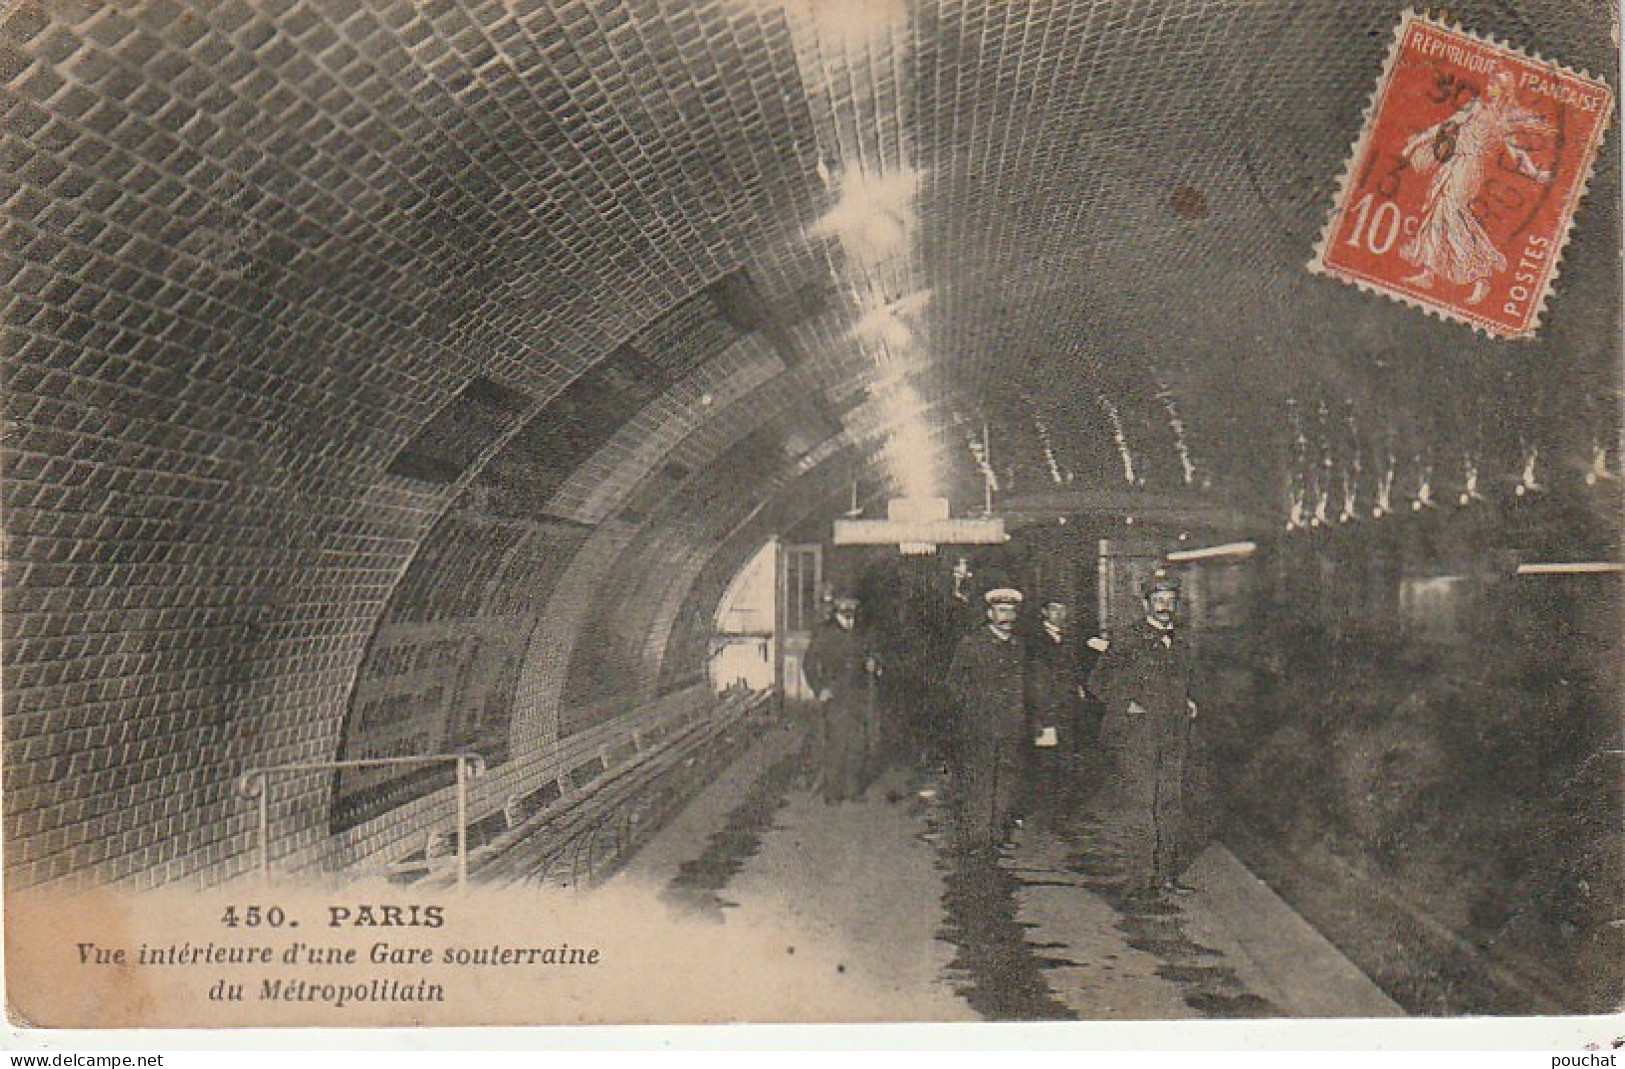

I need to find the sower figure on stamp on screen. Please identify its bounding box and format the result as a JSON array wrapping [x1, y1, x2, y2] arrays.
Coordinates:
[[802, 592, 882, 804], [1399, 69, 1554, 306], [1088, 568, 1200, 898], [1023, 594, 1087, 833], [946, 588, 1028, 850]]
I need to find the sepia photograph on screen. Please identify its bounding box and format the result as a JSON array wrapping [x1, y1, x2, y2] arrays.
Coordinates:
[[1, 0, 1620, 1039]]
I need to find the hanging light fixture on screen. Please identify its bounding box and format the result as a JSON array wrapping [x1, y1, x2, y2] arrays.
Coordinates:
[[833, 495, 1008, 553]]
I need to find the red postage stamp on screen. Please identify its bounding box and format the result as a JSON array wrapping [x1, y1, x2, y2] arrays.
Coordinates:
[[1310, 11, 1613, 338]]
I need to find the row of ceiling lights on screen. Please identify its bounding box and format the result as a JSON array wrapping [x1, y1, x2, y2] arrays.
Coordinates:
[[789, 0, 944, 505]]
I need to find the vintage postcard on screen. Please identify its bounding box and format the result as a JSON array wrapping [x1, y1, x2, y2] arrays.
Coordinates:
[[2, 0, 1620, 1041]]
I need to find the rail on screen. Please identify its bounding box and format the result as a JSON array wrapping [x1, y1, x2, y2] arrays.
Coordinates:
[[491, 708, 744, 888], [432, 687, 774, 890], [236, 753, 485, 888]]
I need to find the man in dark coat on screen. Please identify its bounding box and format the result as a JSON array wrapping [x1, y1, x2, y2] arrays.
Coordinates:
[[802, 593, 882, 803], [1088, 568, 1200, 897], [1024, 594, 1087, 831], [1076, 630, 1113, 789], [946, 587, 1027, 848]]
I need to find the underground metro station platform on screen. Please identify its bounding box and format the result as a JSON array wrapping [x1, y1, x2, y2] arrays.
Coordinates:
[[2, 0, 1619, 1029]]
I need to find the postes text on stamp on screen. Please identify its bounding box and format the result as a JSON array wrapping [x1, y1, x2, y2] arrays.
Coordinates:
[[1310, 11, 1613, 339]]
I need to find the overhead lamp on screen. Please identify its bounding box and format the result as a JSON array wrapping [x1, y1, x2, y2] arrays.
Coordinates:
[[1166, 541, 1258, 563], [1515, 562, 1624, 575], [811, 168, 918, 263], [853, 289, 932, 350]]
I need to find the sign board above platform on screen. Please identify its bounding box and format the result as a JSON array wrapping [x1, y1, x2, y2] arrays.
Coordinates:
[[832, 497, 1008, 548]]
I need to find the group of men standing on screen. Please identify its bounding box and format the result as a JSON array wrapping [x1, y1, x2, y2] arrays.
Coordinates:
[[804, 565, 1202, 901], [946, 569, 1200, 897]]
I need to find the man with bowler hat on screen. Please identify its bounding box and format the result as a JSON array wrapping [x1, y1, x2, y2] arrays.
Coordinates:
[[1024, 593, 1088, 832], [803, 592, 882, 803], [946, 587, 1028, 848]]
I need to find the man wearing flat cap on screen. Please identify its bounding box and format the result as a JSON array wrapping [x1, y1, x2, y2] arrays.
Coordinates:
[[1088, 567, 1200, 897], [946, 587, 1028, 848], [803, 592, 882, 803]]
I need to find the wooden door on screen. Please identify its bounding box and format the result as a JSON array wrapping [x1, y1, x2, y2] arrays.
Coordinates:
[[777, 543, 823, 701]]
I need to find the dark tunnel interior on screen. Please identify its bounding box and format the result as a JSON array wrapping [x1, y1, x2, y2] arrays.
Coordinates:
[[2, 0, 1620, 1023]]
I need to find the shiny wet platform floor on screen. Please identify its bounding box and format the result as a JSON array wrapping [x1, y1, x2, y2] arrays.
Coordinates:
[[608, 713, 1403, 1022]]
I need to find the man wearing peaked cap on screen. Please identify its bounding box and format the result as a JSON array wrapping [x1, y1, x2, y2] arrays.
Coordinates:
[[1088, 564, 1201, 898], [1142, 568, 1181, 599], [945, 584, 1028, 849]]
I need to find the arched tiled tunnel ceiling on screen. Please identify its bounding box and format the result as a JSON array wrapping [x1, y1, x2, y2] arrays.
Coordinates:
[[657, 449, 879, 691], [331, 311, 861, 834], [3, 0, 1617, 887], [563, 398, 841, 698]]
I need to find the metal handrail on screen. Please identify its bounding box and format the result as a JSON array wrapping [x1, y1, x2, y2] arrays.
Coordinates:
[[236, 753, 486, 888]]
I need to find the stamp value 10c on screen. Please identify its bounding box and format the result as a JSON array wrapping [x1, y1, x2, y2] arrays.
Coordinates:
[[1311, 10, 1613, 339]]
